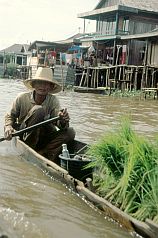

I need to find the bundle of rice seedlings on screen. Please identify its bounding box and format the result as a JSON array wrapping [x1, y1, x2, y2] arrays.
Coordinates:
[[131, 166, 158, 221], [86, 117, 158, 221]]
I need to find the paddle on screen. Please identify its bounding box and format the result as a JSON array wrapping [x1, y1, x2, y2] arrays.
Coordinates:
[[0, 116, 60, 142]]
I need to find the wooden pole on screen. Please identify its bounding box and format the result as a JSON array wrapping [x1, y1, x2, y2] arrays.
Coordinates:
[[0, 116, 60, 142], [60, 54, 64, 91]]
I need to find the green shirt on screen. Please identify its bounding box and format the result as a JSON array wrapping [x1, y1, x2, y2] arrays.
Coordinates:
[[5, 91, 61, 127]]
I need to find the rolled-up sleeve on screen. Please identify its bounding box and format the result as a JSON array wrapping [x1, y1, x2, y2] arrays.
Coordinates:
[[5, 96, 20, 127]]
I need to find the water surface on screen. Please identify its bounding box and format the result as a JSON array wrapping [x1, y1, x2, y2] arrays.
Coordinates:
[[1, 79, 158, 237]]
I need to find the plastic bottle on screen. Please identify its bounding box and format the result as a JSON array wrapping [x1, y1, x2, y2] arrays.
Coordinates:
[[62, 144, 70, 158]]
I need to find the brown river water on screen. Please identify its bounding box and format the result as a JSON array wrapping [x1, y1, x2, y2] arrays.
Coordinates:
[[0, 79, 158, 238]]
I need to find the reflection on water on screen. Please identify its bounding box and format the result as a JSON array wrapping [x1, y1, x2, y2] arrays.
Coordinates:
[[1, 79, 158, 237]]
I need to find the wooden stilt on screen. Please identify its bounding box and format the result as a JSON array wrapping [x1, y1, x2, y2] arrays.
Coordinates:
[[79, 69, 85, 87], [96, 68, 99, 87], [91, 69, 94, 88]]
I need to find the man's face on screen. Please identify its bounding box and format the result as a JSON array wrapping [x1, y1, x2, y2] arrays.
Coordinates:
[[33, 81, 53, 95]]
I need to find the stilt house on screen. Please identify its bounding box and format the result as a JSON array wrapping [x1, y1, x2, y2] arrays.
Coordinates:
[[76, 0, 158, 91]]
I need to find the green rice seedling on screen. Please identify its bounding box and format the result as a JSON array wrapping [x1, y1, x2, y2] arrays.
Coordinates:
[[113, 135, 158, 217], [86, 117, 158, 222], [132, 167, 158, 221], [116, 136, 157, 209]]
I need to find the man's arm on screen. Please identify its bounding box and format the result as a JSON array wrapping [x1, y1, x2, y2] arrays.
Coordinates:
[[4, 97, 20, 140], [49, 96, 70, 129], [57, 108, 69, 129]]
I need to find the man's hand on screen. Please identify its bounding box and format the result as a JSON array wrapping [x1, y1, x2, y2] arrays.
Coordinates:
[[57, 108, 70, 128], [4, 125, 14, 140], [58, 108, 70, 122]]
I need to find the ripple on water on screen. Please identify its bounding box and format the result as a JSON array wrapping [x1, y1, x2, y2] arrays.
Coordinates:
[[0, 206, 47, 238], [0, 80, 157, 238]]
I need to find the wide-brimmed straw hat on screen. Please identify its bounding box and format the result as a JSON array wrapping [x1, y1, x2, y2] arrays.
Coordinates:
[[24, 67, 62, 94]]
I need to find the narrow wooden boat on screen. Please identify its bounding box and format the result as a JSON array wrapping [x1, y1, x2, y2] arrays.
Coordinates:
[[14, 138, 158, 238], [73, 86, 106, 94]]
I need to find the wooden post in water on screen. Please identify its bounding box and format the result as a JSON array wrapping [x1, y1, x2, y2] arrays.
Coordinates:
[[60, 55, 64, 91]]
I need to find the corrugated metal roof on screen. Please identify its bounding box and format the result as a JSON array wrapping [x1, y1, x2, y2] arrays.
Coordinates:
[[28, 40, 72, 51], [120, 0, 158, 12], [55, 33, 85, 44], [80, 34, 119, 42], [0, 44, 30, 54], [95, 0, 158, 12]]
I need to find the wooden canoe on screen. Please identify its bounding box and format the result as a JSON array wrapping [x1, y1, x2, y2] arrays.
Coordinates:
[[73, 86, 106, 94], [14, 138, 158, 238]]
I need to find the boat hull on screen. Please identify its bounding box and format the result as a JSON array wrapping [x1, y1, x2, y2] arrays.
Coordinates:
[[73, 86, 106, 94], [14, 138, 158, 238]]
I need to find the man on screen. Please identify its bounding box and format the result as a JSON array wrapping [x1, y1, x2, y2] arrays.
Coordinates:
[[4, 67, 75, 163]]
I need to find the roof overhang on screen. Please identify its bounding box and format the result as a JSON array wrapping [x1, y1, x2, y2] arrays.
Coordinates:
[[78, 5, 158, 20], [121, 30, 158, 40], [28, 40, 72, 51], [77, 5, 119, 20], [81, 31, 158, 42], [77, 5, 138, 20], [81, 35, 120, 42]]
